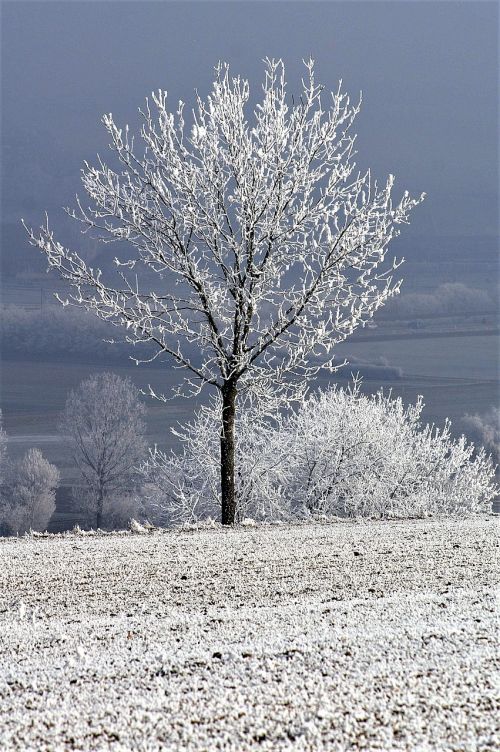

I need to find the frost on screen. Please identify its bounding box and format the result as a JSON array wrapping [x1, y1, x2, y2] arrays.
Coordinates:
[[0, 517, 496, 750], [240, 518, 256, 527], [129, 519, 148, 534], [142, 383, 497, 525]]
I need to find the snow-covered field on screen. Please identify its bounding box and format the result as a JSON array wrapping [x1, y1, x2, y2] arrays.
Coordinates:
[[0, 517, 498, 751]]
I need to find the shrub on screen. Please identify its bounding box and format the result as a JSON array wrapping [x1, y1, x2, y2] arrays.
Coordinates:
[[142, 382, 497, 525], [70, 486, 146, 531], [286, 383, 497, 518]]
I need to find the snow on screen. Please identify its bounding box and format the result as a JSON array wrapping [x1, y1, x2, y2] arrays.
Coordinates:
[[0, 516, 498, 751]]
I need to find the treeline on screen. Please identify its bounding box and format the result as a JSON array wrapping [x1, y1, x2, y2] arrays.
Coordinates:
[[0, 305, 198, 364], [1, 305, 130, 360], [2, 281, 496, 364], [380, 282, 496, 320]]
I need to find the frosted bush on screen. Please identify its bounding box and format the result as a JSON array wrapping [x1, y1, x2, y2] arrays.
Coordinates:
[[103, 494, 146, 531], [142, 383, 497, 525], [70, 486, 146, 531], [286, 383, 497, 518]]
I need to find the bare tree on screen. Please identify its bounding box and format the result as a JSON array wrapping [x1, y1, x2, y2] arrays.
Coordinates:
[[26, 59, 424, 524], [60, 373, 146, 528], [0, 448, 59, 535]]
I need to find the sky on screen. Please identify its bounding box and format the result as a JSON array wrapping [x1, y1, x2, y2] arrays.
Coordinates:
[[0, 0, 498, 448], [1, 0, 498, 248]]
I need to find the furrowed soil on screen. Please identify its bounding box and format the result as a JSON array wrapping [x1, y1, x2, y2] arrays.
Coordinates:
[[0, 517, 498, 751]]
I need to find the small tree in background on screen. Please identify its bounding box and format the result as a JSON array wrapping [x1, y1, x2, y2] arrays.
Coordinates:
[[26, 58, 424, 524], [0, 448, 59, 535], [60, 372, 147, 528]]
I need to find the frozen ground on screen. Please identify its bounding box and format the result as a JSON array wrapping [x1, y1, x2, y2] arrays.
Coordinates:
[[0, 517, 498, 751]]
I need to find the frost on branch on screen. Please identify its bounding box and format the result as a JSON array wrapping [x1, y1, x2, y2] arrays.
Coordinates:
[[25, 58, 425, 524], [25, 58, 424, 396]]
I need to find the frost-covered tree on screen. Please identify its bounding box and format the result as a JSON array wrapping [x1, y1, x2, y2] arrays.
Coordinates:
[[26, 59, 424, 524], [60, 373, 147, 528], [0, 448, 59, 535]]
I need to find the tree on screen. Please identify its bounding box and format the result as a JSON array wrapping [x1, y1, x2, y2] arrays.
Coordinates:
[[26, 59, 424, 524], [0, 448, 59, 535], [60, 373, 146, 528]]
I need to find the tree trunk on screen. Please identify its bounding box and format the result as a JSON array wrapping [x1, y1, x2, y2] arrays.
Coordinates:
[[220, 382, 237, 525], [96, 483, 104, 529]]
